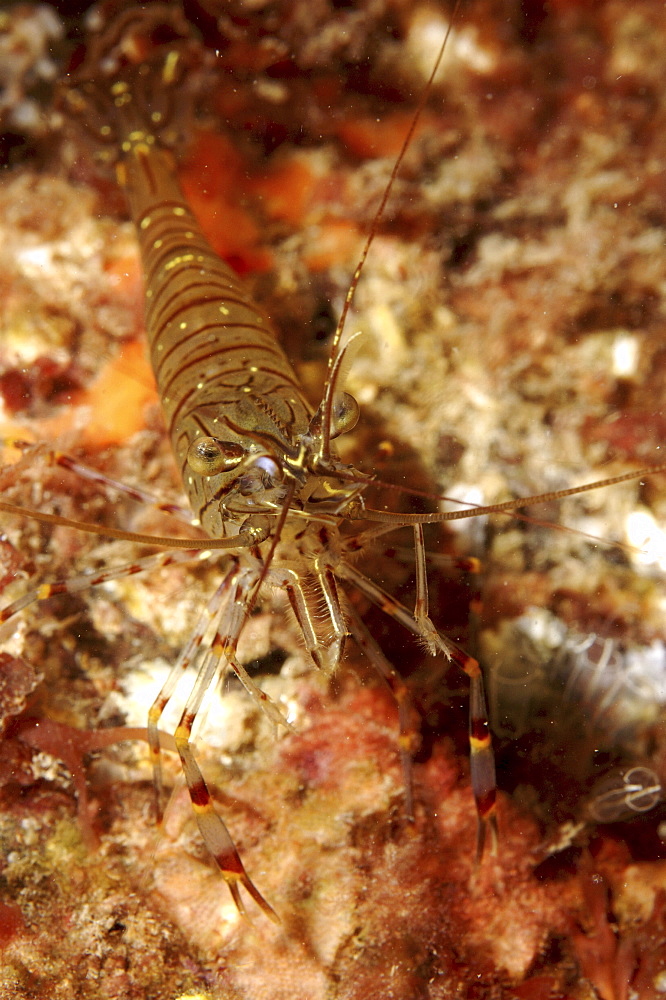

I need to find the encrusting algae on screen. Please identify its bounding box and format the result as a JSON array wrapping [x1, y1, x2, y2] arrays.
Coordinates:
[[1, 2, 666, 998]]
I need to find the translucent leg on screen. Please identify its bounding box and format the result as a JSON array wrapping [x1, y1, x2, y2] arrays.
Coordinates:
[[338, 559, 498, 858]]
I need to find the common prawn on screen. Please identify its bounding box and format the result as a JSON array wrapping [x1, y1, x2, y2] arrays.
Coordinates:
[[2, 0, 506, 922], [1, 0, 666, 989]]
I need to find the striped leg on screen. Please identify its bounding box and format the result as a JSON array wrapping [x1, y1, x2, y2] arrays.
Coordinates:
[[338, 559, 498, 859], [148, 560, 293, 816], [208, 567, 294, 730], [2, 439, 191, 521], [448, 644, 498, 860], [147, 567, 237, 819], [0, 549, 196, 627], [171, 567, 281, 922], [175, 701, 280, 923]]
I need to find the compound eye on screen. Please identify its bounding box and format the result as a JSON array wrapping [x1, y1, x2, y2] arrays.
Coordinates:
[[187, 436, 245, 476], [330, 391, 360, 439]]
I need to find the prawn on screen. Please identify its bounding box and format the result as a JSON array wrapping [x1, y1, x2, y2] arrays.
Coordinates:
[[3, 2, 492, 921], [1, 1, 665, 932]]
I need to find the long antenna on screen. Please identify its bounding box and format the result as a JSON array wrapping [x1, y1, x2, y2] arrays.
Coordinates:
[[315, 0, 462, 463]]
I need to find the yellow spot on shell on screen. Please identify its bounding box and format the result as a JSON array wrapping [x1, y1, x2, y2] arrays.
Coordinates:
[[164, 253, 194, 271]]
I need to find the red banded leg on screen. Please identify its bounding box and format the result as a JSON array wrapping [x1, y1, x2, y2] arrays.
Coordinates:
[[413, 522, 497, 852], [448, 645, 498, 859], [53, 450, 191, 520], [147, 567, 237, 818], [176, 714, 279, 923], [171, 566, 280, 922], [2, 439, 191, 521], [209, 566, 294, 730], [338, 558, 498, 859], [148, 559, 291, 806], [0, 548, 195, 626]]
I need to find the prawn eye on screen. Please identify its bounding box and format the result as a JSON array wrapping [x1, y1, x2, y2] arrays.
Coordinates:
[[330, 391, 360, 439], [187, 436, 245, 475]]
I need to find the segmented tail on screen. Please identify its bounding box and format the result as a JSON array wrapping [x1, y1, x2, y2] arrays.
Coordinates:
[[60, 6, 313, 533]]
